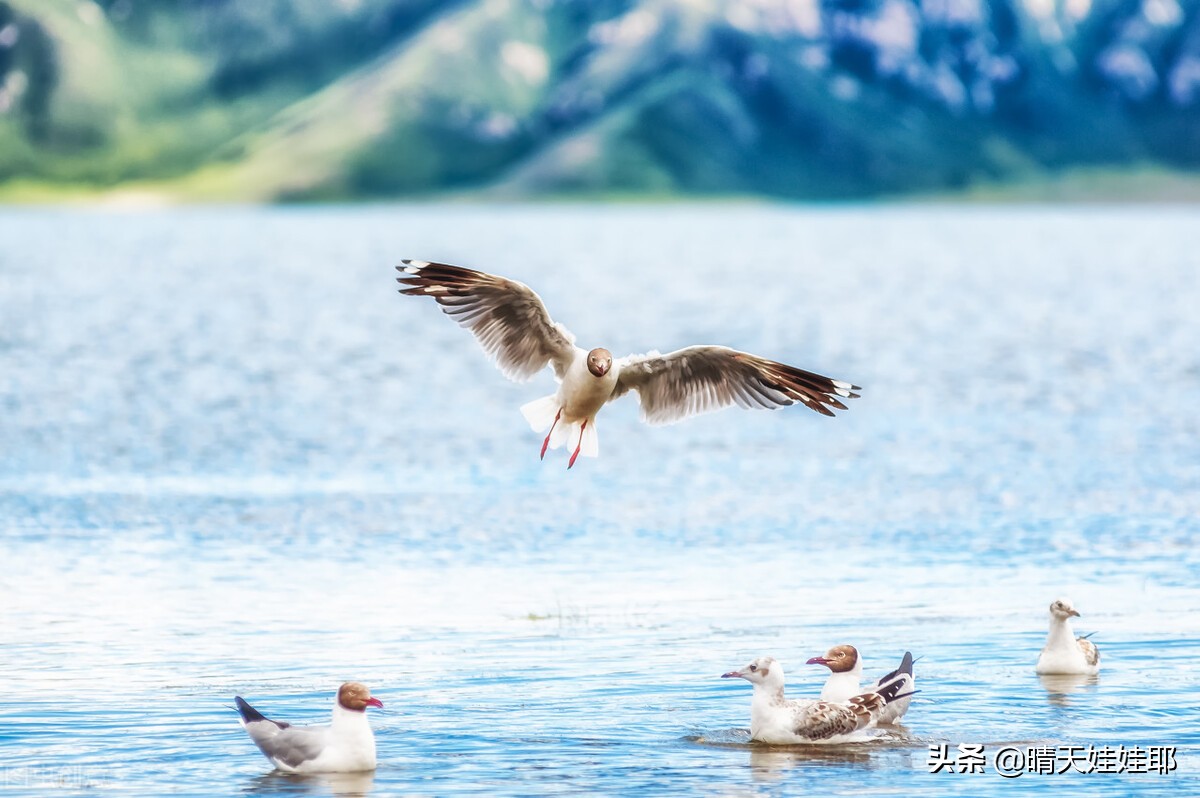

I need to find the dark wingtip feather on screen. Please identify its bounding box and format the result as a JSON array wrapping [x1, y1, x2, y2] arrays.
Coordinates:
[[235, 696, 267, 724], [876, 651, 916, 686]]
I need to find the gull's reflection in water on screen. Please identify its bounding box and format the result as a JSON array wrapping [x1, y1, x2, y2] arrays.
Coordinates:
[[244, 770, 375, 797], [692, 727, 912, 783], [746, 737, 908, 782], [1039, 673, 1099, 707]]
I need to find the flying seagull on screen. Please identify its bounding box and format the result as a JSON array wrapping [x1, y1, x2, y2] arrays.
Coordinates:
[[721, 655, 911, 744], [397, 260, 860, 467], [1036, 598, 1101, 675], [235, 682, 383, 773], [806, 645, 915, 724]]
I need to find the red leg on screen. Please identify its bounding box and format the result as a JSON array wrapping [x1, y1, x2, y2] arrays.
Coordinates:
[[568, 419, 588, 469], [540, 409, 561, 460]]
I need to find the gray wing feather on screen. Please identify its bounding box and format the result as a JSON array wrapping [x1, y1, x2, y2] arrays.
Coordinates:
[[612, 346, 859, 425], [242, 717, 328, 770], [397, 260, 576, 381]]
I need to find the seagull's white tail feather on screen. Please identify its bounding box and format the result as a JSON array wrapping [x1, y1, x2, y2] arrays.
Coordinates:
[[578, 418, 599, 458], [560, 418, 599, 464], [548, 418, 573, 451], [520, 394, 560, 432]]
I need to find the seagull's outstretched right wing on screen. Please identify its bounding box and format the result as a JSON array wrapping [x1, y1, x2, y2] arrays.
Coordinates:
[[397, 260, 577, 381], [236, 697, 328, 771]]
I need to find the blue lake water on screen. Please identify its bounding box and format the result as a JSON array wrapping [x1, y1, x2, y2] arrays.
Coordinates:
[[0, 204, 1197, 795]]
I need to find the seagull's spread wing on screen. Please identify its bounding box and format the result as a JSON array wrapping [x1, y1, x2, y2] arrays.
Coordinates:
[[397, 260, 577, 381], [611, 346, 859, 425], [236, 697, 327, 771], [790, 694, 882, 740]]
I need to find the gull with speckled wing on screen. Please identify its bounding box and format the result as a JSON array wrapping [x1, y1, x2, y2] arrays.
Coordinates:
[[1036, 599, 1101, 675], [721, 656, 911, 744]]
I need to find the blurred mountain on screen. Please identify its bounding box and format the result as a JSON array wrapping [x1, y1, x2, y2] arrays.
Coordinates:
[[0, 0, 1197, 201]]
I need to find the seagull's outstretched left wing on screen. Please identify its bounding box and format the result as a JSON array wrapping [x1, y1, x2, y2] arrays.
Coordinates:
[[611, 345, 859, 425], [397, 260, 577, 381]]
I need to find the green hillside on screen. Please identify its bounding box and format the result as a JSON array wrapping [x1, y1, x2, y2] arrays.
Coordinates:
[[0, 0, 1198, 202]]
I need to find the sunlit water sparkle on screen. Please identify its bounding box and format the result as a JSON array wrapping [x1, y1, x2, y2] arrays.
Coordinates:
[[1, 205, 1197, 795]]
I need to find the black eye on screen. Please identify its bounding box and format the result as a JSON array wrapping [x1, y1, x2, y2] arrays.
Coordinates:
[[749, 664, 757, 672]]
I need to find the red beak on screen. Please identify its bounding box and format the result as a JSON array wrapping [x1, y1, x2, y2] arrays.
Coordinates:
[[365, 697, 383, 709], [721, 670, 743, 679], [805, 656, 830, 666]]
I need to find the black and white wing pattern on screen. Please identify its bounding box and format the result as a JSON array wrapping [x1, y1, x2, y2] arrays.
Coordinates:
[[611, 346, 860, 425], [236, 697, 328, 771], [397, 260, 577, 381], [872, 651, 915, 724]]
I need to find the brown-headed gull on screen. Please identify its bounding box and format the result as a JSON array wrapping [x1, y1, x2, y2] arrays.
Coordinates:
[[1036, 598, 1100, 675], [397, 260, 859, 467], [806, 646, 914, 724], [721, 655, 911, 744], [235, 682, 383, 773]]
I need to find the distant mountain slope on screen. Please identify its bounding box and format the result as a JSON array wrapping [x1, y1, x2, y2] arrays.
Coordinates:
[[0, 0, 1197, 200]]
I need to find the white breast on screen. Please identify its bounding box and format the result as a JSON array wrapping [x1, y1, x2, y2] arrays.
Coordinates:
[[558, 350, 618, 421]]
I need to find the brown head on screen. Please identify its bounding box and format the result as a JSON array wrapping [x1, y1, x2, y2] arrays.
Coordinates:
[[586, 348, 612, 378], [806, 644, 859, 674], [337, 682, 383, 712]]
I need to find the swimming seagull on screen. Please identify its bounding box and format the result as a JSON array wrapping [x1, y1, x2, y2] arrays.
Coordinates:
[[806, 645, 915, 724], [1036, 598, 1101, 675], [234, 682, 383, 773], [721, 655, 911, 744], [397, 260, 860, 467]]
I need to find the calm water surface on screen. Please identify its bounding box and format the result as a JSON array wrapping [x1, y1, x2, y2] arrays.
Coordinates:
[[0, 205, 1197, 796]]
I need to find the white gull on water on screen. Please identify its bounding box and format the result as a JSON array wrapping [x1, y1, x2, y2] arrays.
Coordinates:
[[1036, 598, 1101, 676], [806, 645, 915, 724], [397, 260, 859, 467], [235, 682, 383, 773], [721, 656, 912, 744]]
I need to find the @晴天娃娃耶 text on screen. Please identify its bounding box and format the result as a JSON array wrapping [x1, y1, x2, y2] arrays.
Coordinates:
[[927, 744, 1177, 777]]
